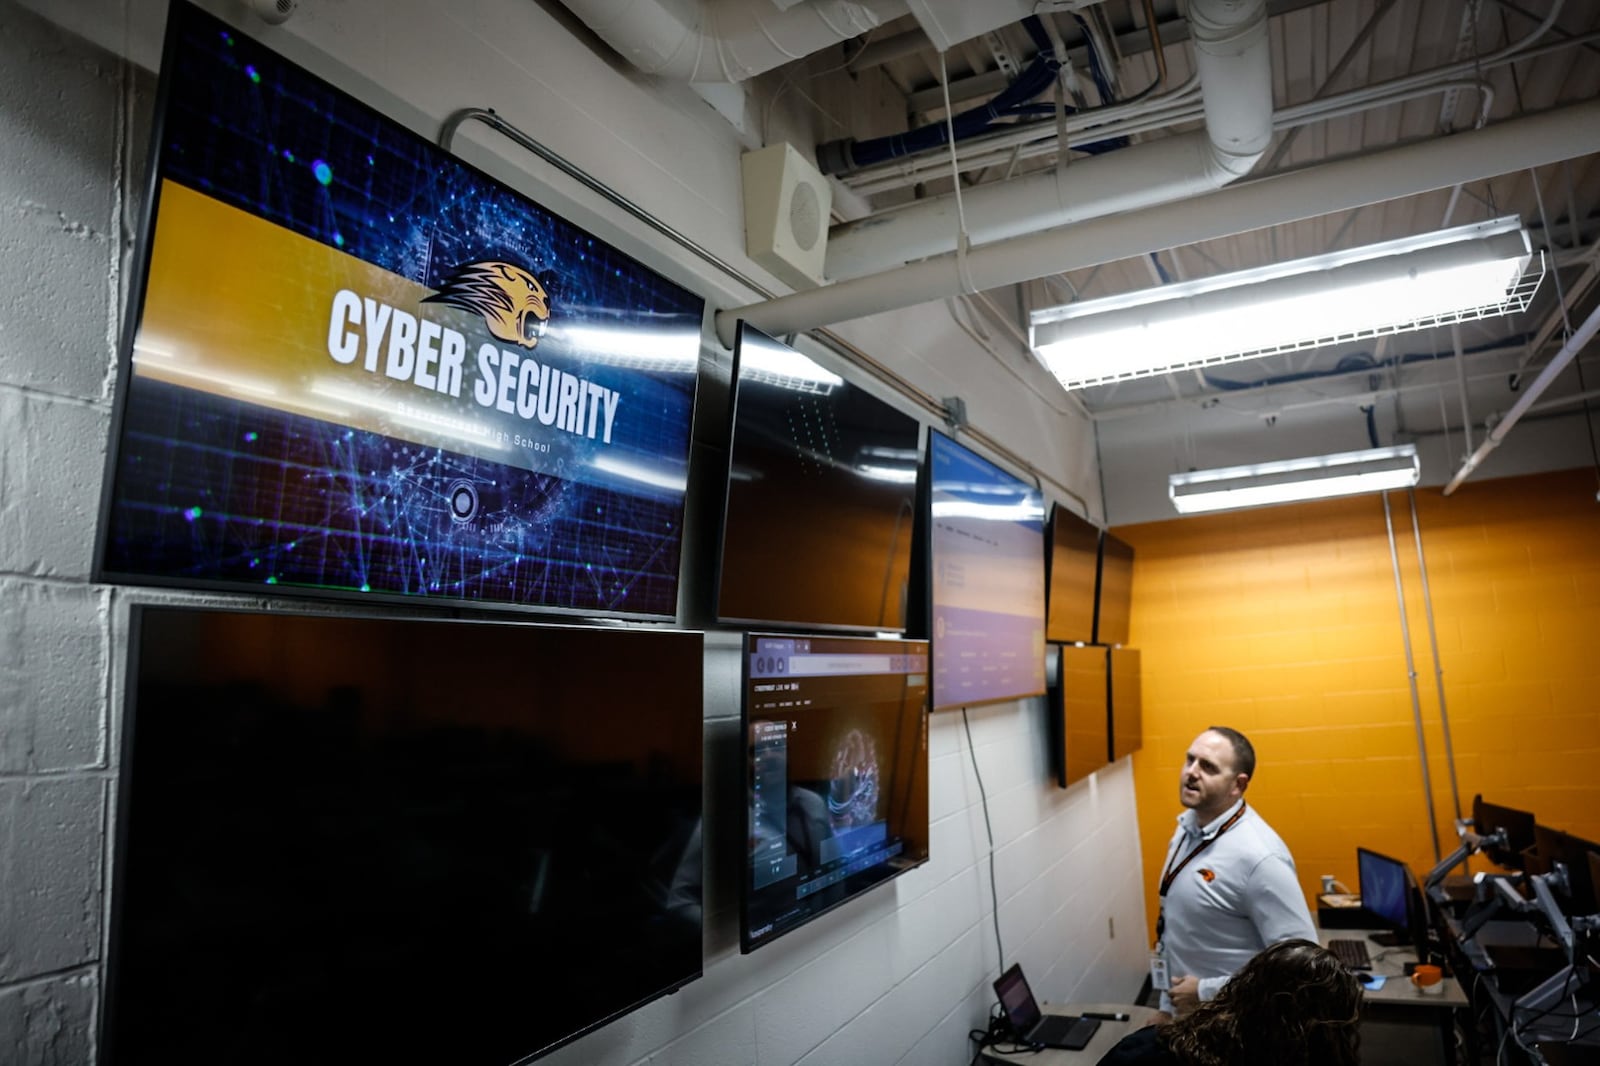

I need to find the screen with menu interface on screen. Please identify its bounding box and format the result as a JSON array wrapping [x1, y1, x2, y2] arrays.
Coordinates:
[[927, 431, 1047, 711]]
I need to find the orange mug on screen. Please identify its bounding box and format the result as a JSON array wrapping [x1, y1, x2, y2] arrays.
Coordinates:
[[1410, 964, 1444, 994]]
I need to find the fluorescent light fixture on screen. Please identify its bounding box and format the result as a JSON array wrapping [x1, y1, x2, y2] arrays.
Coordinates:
[[1168, 444, 1420, 514], [1032, 217, 1540, 391]]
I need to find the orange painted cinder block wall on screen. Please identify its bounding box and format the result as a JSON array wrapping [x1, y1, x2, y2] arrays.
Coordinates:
[[1114, 467, 1600, 941]]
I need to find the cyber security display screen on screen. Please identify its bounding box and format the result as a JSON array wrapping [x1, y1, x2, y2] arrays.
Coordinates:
[[109, 606, 704, 1065], [718, 323, 921, 631], [928, 431, 1047, 711], [98, 3, 702, 619], [742, 633, 929, 951]]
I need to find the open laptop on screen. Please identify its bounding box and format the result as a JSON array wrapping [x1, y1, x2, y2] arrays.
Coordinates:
[[993, 964, 1101, 1050]]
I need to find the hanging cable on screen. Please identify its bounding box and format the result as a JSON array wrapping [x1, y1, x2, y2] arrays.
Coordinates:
[[940, 51, 980, 296], [963, 707, 1006, 975]]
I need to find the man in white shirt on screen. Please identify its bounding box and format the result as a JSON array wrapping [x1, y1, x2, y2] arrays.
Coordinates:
[[1154, 725, 1317, 1016]]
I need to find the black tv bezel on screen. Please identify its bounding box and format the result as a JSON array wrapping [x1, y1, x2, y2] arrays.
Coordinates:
[[91, 0, 703, 625], [924, 428, 1048, 713], [1045, 503, 1101, 645], [714, 322, 922, 634], [736, 630, 931, 954], [103, 601, 706, 1066]]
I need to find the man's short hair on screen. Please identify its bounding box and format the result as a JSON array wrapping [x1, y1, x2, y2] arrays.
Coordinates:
[[1206, 725, 1256, 783]]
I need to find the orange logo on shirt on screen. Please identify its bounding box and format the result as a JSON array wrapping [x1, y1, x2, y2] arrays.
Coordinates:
[[1198, 868, 1216, 882]]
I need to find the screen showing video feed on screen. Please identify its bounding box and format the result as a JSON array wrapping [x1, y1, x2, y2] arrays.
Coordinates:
[[927, 431, 1047, 711], [741, 633, 929, 952], [718, 323, 921, 631], [97, 2, 702, 619], [109, 606, 704, 1065]]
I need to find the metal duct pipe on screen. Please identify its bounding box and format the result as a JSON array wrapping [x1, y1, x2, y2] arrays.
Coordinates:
[[715, 96, 1600, 348], [823, 0, 1271, 279], [1442, 297, 1600, 495], [558, 0, 905, 82]]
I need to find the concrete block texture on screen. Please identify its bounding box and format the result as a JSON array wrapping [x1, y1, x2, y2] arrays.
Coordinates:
[[0, 778, 104, 983], [0, 578, 108, 773], [0, 1, 123, 401], [0, 973, 96, 1066], [0, 389, 110, 580]]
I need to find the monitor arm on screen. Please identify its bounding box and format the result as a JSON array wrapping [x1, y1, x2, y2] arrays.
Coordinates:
[[1530, 866, 1575, 957], [1458, 870, 1531, 940], [1424, 826, 1508, 891]]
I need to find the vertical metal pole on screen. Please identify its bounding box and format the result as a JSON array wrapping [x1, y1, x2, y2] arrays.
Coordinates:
[[1383, 491, 1443, 860], [1408, 488, 1464, 825]]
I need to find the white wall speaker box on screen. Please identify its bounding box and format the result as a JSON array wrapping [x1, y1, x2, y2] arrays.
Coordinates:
[[741, 142, 832, 289]]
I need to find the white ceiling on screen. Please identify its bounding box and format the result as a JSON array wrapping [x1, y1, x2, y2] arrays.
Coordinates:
[[735, 0, 1600, 520]]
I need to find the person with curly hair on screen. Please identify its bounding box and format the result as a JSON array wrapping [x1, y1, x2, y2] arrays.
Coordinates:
[[1097, 939, 1362, 1066]]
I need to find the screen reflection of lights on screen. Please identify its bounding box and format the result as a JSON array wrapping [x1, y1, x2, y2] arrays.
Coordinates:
[[589, 453, 688, 493], [553, 325, 699, 373]]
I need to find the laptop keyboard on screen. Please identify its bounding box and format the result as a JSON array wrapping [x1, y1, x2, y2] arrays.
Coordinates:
[[1327, 938, 1372, 970]]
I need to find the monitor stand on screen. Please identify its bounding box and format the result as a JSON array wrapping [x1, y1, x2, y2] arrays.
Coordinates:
[[1370, 930, 1405, 947]]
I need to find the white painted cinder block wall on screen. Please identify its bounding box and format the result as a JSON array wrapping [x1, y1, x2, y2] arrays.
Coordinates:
[[0, 1, 1148, 1062]]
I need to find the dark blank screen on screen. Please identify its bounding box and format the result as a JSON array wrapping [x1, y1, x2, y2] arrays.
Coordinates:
[[719, 324, 920, 630], [109, 606, 704, 1065]]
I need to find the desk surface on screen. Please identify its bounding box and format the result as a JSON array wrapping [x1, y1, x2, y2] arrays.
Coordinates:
[[1318, 927, 1469, 1008], [980, 1003, 1164, 1064]]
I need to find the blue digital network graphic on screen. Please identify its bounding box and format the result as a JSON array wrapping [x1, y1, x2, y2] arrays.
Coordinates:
[[104, 5, 700, 617]]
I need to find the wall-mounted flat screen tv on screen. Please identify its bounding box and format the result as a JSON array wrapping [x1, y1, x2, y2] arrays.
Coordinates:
[[741, 632, 929, 952], [1048, 643, 1111, 788], [718, 323, 920, 630], [95, 2, 702, 620], [106, 605, 704, 1065], [1095, 532, 1134, 645], [1109, 646, 1142, 761], [1047, 504, 1101, 644], [926, 430, 1047, 711]]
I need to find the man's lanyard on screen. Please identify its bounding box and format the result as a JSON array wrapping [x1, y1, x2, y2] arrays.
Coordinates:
[[1155, 802, 1247, 943]]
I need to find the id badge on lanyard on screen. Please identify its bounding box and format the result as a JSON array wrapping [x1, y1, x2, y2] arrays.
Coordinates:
[[1151, 803, 1246, 993]]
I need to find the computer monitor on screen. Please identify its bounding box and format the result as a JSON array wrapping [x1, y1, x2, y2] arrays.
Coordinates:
[[96, 2, 702, 620], [1358, 847, 1412, 930], [739, 632, 930, 952], [1473, 795, 1537, 870], [108, 605, 705, 1064], [1533, 825, 1600, 917], [1357, 847, 1430, 959], [1046, 643, 1110, 788], [717, 323, 920, 631]]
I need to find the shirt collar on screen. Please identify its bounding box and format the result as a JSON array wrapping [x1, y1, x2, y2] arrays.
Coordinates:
[[1177, 797, 1245, 841]]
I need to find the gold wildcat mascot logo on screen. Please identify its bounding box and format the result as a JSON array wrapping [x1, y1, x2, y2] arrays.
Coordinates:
[[424, 261, 550, 349]]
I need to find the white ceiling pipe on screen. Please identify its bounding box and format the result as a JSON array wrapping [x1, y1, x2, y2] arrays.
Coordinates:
[[1442, 298, 1600, 495], [823, 0, 1271, 280], [559, 0, 906, 82], [832, 131, 1237, 271], [715, 96, 1600, 348]]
